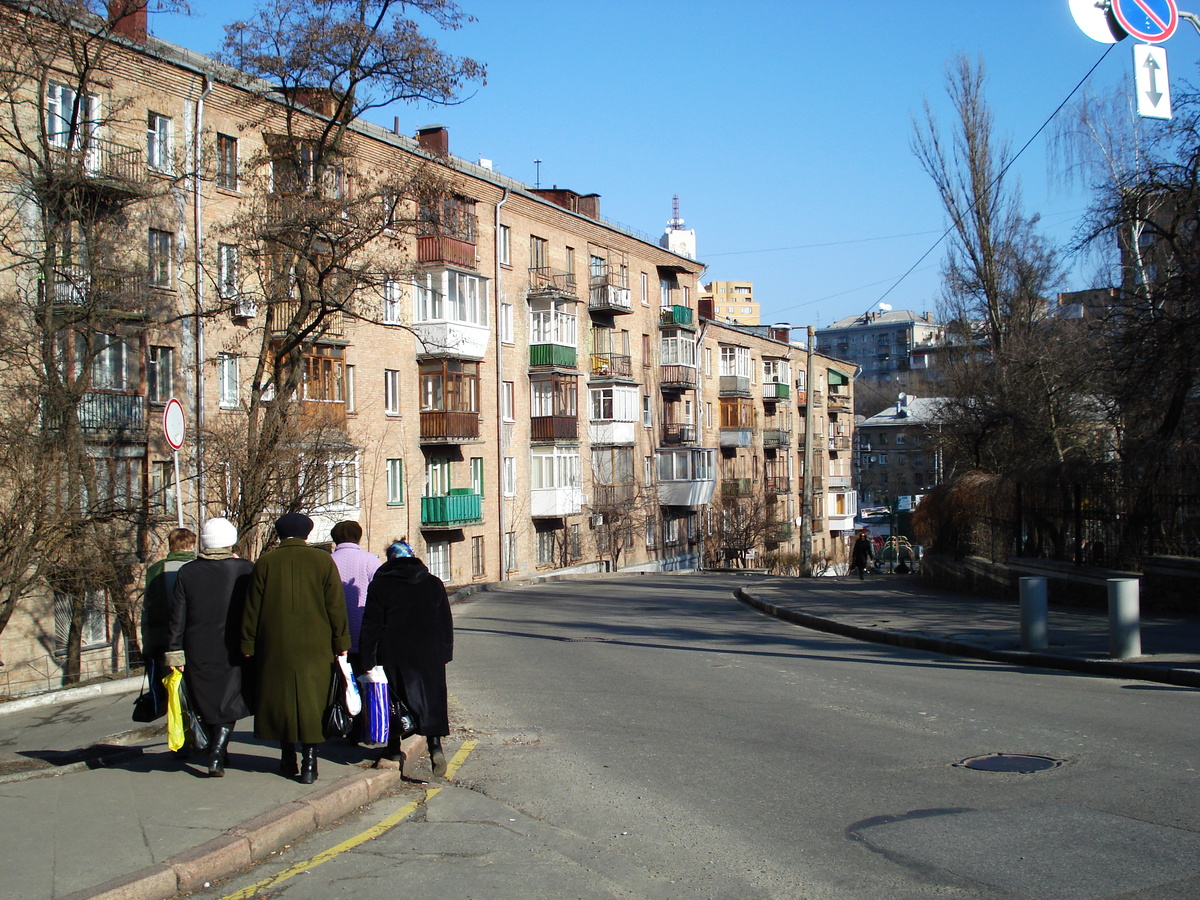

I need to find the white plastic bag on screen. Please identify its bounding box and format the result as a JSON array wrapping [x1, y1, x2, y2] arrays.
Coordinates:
[[337, 655, 361, 716]]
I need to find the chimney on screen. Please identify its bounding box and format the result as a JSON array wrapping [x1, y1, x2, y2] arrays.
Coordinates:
[[416, 125, 449, 157], [109, 0, 148, 42], [577, 193, 600, 219]]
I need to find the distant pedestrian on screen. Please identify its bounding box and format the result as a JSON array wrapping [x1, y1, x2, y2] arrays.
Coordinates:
[[359, 540, 454, 776], [851, 529, 874, 580], [166, 518, 253, 777], [242, 513, 350, 784], [143, 528, 196, 676], [330, 520, 382, 665]]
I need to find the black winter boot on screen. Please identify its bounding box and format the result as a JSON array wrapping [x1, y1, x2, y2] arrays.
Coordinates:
[[381, 728, 404, 763], [299, 744, 319, 784], [279, 742, 298, 778], [428, 735, 447, 777], [207, 725, 234, 777]]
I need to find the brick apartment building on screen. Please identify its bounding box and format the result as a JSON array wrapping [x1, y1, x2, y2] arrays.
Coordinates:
[[0, 1, 855, 693]]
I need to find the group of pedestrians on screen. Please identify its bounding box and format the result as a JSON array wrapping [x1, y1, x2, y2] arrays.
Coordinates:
[[142, 514, 453, 784]]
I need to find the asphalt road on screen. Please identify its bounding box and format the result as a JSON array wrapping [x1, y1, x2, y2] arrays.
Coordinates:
[[205, 573, 1200, 900]]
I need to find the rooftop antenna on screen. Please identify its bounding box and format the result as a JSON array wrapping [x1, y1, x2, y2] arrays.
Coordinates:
[[534, 159, 542, 189], [666, 193, 685, 231]]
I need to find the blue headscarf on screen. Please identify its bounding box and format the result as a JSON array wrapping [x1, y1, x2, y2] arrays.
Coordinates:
[[386, 540, 414, 560]]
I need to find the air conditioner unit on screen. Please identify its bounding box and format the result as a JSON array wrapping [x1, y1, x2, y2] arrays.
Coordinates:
[[590, 514, 604, 527], [233, 296, 258, 318]]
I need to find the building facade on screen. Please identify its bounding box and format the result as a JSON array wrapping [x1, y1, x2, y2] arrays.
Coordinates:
[[854, 395, 943, 511], [699, 280, 759, 325], [0, 2, 854, 694], [818, 309, 944, 414]]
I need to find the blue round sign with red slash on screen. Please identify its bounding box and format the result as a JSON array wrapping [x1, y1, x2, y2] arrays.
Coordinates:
[[1111, 0, 1178, 42]]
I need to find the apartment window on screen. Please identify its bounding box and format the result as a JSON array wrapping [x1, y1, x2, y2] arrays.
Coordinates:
[[327, 459, 358, 508], [55, 589, 107, 651], [500, 300, 514, 343], [303, 345, 345, 403], [501, 381, 515, 421], [426, 541, 450, 581], [384, 368, 401, 415], [147, 112, 173, 172], [383, 279, 402, 324], [503, 531, 517, 571], [498, 224, 511, 266], [413, 270, 487, 325], [147, 346, 173, 403], [641, 334, 651, 366], [216, 133, 238, 190], [217, 243, 239, 301], [471, 535, 485, 577], [46, 82, 99, 150], [149, 459, 175, 515], [470, 457, 484, 496], [640, 272, 649, 306], [148, 229, 173, 288], [536, 527, 557, 566], [386, 458, 404, 505], [530, 235, 548, 270], [82, 333, 136, 391], [502, 456, 516, 496], [896, 433, 907, 445], [344, 364, 356, 413], [425, 457, 452, 497], [218, 353, 239, 407], [569, 523, 582, 560], [642, 394, 652, 427]]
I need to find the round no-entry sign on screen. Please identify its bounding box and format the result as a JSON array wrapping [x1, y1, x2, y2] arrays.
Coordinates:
[[163, 398, 186, 450], [1111, 0, 1178, 42]]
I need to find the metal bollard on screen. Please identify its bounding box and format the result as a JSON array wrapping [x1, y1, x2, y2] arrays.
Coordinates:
[[1107, 578, 1142, 659], [1019, 577, 1048, 651]]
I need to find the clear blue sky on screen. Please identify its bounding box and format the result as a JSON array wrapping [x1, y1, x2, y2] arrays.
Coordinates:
[[146, 0, 1200, 330]]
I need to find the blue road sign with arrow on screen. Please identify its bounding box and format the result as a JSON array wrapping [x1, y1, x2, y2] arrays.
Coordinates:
[[1111, 0, 1179, 42]]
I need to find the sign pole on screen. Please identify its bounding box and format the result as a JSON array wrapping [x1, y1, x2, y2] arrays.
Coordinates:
[[173, 448, 184, 529]]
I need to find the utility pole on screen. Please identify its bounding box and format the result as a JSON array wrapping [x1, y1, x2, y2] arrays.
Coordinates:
[[800, 326, 816, 575]]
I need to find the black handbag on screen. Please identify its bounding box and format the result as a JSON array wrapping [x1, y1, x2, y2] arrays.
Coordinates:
[[322, 664, 353, 740], [176, 677, 210, 752], [391, 693, 418, 738], [132, 663, 167, 723]]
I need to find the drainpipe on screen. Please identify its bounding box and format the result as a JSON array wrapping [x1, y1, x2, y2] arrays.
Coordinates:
[[193, 74, 213, 527], [494, 188, 509, 579]]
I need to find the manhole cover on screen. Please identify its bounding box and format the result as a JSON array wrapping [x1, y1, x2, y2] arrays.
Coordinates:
[[955, 753, 1064, 773]]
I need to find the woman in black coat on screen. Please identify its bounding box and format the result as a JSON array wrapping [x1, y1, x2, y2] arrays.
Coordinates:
[[166, 518, 253, 777], [358, 542, 453, 775]]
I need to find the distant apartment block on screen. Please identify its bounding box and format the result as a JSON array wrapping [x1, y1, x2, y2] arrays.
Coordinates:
[[700, 281, 760, 325]]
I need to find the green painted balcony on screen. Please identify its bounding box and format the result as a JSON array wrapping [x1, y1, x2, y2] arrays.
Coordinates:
[[420, 491, 482, 528], [659, 305, 693, 327], [529, 344, 577, 368]]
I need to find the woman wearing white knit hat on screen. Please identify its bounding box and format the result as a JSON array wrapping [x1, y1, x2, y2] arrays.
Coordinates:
[[165, 518, 254, 776]]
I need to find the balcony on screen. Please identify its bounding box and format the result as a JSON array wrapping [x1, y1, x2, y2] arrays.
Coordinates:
[[529, 343, 577, 369], [413, 320, 490, 360], [593, 482, 636, 507], [659, 305, 694, 327], [762, 429, 791, 449], [45, 392, 145, 437], [763, 381, 790, 401], [657, 477, 715, 508], [45, 266, 151, 315], [417, 223, 477, 268], [590, 419, 635, 445], [532, 415, 577, 441], [420, 410, 480, 443], [719, 375, 751, 397], [720, 478, 752, 498], [659, 365, 697, 390], [269, 300, 347, 339], [765, 475, 791, 494], [590, 353, 632, 379], [421, 491, 483, 528], [764, 522, 794, 543], [588, 282, 632, 314], [720, 428, 752, 448], [828, 435, 852, 452], [828, 475, 853, 491], [531, 485, 586, 518], [810, 390, 824, 407], [529, 268, 577, 298], [45, 138, 145, 197], [796, 390, 808, 407], [661, 423, 697, 445], [828, 391, 852, 411]]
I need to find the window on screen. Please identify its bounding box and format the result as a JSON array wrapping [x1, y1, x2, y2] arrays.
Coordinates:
[[384, 369, 401, 415], [660, 276, 674, 308], [386, 458, 404, 505], [425, 457, 452, 497], [345, 364, 356, 413], [55, 589, 107, 652], [218, 353, 239, 407], [569, 523, 581, 560], [530, 235, 548, 270], [327, 459, 358, 508], [536, 527, 557, 566], [498, 224, 511, 266], [530, 447, 581, 490], [500, 300, 514, 343], [590, 385, 637, 422], [217, 243, 239, 301], [216, 133, 238, 190], [502, 456, 516, 496], [82, 333, 137, 391], [426, 541, 450, 581], [471, 535, 485, 577], [503, 531, 517, 571], [383, 279, 402, 324], [150, 459, 176, 515], [46, 82, 99, 151], [303, 346, 345, 402], [147, 112, 173, 172], [896, 433, 907, 445], [640, 272, 649, 306], [642, 334, 651, 366], [642, 394, 652, 427], [470, 457, 484, 496], [147, 346, 173, 403], [502, 381, 515, 421], [413, 270, 488, 325], [148, 229, 173, 288]]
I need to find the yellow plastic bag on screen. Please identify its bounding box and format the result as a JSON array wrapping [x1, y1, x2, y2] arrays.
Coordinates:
[[163, 668, 186, 752]]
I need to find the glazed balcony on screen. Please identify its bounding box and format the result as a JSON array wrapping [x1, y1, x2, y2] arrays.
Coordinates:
[[661, 423, 697, 445], [531, 415, 577, 442], [589, 353, 632, 379], [419, 410, 480, 443], [420, 491, 483, 528]]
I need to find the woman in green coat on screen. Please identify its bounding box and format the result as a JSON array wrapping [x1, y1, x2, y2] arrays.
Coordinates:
[[241, 513, 350, 783]]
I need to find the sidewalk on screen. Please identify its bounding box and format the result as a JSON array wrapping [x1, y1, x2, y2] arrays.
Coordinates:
[[0, 682, 423, 900], [737, 572, 1200, 688]]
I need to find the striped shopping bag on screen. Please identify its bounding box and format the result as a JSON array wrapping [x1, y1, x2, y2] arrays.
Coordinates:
[[358, 666, 390, 745]]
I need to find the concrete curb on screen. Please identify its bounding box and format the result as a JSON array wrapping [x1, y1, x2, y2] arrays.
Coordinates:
[[736, 588, 1200, 689], [57, 765, 403, 900]]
